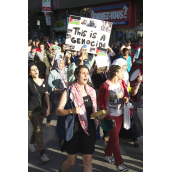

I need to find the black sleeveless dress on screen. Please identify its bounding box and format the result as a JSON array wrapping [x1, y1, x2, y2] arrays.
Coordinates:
[[59, 95, 96, 154]]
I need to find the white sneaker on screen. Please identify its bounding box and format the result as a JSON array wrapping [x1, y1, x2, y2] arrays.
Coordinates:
[[109, 156, 115, 163], [29, 144, 35, 152], [118, 163, 128, 172], [104, 156, 114, 164], [41, 154, 49, 162]]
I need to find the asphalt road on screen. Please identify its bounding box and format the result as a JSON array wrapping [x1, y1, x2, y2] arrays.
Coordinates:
[[28, 107, 143, 172]]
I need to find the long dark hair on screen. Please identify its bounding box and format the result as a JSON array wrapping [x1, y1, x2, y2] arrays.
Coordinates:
[[74, 65, 94, 88], [28, 64, 39, 79], [107, 65, 121, 79]]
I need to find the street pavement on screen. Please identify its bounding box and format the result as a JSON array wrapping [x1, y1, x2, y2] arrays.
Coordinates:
[[28, 106, 143, 172]]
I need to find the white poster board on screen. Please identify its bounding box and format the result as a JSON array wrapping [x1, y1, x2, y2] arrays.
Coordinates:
[[65, 15, 113, 55], [95, 55, 109, 68]]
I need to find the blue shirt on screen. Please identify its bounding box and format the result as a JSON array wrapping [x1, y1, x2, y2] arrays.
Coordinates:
[[119, 55, 131, 73]]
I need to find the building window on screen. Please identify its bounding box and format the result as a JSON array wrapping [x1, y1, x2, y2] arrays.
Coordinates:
[[136, 0, 143, 26]]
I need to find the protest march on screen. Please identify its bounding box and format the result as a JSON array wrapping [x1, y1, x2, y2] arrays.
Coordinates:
[[28, 14, 143, 172]]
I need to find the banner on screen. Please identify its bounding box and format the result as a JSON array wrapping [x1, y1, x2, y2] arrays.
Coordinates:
[[44, 12, 51, 25], [42, 0, 51, 12], [65, 15, 113, 54]]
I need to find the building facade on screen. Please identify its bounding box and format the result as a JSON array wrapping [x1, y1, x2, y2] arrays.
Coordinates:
[[53, 0, 143, 45]]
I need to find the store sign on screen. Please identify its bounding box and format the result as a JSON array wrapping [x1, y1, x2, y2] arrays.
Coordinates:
[[91, 7, 128, 20], [90, 3, 129, 25], [42, 0, 51, 12]]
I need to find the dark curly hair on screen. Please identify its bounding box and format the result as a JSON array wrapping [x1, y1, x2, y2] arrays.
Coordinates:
[[74, 65, 94, 88]]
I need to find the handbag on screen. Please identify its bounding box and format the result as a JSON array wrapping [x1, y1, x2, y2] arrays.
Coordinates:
[[32, 80, 47, 115]]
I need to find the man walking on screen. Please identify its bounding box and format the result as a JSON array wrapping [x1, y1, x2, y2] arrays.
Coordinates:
[[34, 43, 53, 79]]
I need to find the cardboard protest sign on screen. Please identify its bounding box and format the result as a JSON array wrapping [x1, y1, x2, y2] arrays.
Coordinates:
[[65, 15, 113, 54]]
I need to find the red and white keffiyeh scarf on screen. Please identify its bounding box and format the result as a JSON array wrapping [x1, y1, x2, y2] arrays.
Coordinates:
[[69, 82, 98, 136]]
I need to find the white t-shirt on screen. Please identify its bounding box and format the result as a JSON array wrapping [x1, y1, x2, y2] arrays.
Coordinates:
[[107, 82, 124, 117], [123, 45, 131, 50]]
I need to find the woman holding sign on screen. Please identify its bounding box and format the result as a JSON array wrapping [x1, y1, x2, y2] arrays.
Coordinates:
[[97, 65, 129, 172], [56, 65, 105, 172]]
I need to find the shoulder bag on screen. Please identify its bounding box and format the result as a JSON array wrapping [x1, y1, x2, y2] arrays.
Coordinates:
[[32, 80, 47, 115], [56, 88, 75, 141]]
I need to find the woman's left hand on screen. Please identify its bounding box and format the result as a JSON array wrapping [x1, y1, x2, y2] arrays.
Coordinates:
[[123, 97, 129, 104], [46, 108, 50, 116]]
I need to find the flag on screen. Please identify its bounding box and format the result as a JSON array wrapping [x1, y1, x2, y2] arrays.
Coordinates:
[[96, 48, 99, 54], [47, 42, 53, 48]]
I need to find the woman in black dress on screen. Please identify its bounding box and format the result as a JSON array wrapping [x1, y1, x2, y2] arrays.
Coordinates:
[[56, 65, 105, 172]]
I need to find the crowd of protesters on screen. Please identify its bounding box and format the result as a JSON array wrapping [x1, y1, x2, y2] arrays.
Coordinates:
[[28, 36, 143, 172]]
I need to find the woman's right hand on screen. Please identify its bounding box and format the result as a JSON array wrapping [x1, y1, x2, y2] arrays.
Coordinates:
[[72, 107, 81, 114], [137, 75, 142, 83]]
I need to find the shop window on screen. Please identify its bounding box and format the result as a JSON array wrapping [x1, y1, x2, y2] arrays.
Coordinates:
[[136, 0, 143, 26]]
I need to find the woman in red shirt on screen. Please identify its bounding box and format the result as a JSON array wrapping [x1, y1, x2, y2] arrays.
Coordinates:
[[98, 65, 129, 172]]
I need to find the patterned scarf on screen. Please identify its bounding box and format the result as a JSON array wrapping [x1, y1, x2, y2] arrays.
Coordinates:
[[69, 82, 98, 135]]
